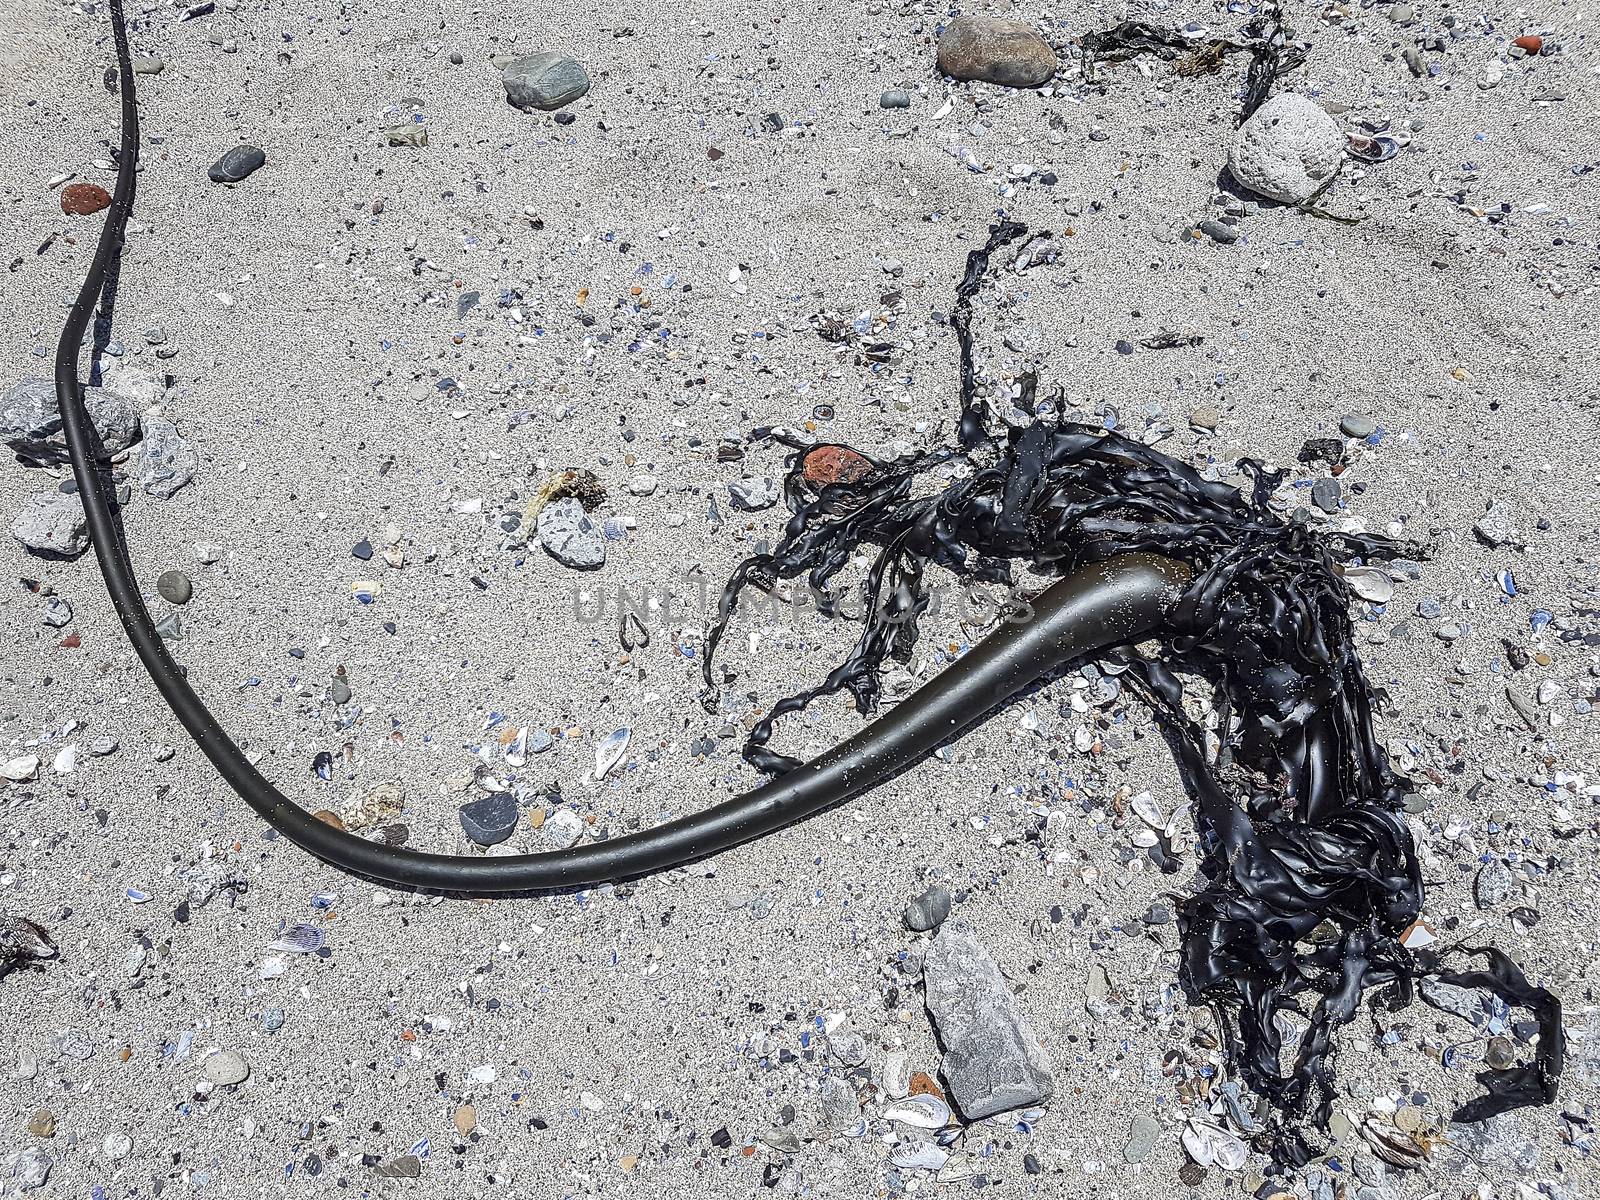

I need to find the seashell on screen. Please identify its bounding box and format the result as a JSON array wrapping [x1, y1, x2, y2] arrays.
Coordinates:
[[890, 1141, 950, 1170], [0, 916, 56, 964], [1130, 791, 1165, 829], [1182, 1117, 1247, 1170], [883, 1093, 952, 1130], [593, 727, 631, 780], [1346, 134, 1400, 163], [1361, 1117, 1424, 1169], [504, 726, 529, 768], [1342, 566, 1396, 604], [267, 923, 325, 955]]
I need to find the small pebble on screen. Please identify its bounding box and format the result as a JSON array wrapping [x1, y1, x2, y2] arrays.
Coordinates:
[[157, 569, 193, 604], [208, 145, 267, 184], [60, 182, 111, 216]]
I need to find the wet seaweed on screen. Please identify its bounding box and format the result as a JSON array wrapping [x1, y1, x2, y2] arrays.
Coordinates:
[[704, 222, 1562, 1163]]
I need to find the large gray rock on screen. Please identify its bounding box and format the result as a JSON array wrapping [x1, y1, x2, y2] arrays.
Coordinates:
[[936, 17, 1058, 89], [2, 373, 145, 457], [10, 490, 88, 557], [503, 52, 590, 111], [921, 920, 1055, 1119], [1228, 93, 1344, 204]]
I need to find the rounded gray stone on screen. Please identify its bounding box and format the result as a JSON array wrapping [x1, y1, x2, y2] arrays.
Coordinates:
[[503, 52, 590, 111], [1340, 413, 1377, 438], [201, 1048, 250, 1086], [156, 569, 193, 604], [1227, 94, 1344, 204], [903, 884, 952, 932], [208, 144, 266, 184]]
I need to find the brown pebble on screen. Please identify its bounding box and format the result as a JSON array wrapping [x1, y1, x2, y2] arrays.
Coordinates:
[[1513, 34, 1543, 54], [802, 445, 874, 488], [312, 809, 346, 830], [1178, 1162, 1207, 1187], [1485, 1035, 1517, 1070], [60, 182, 112, 216], [26, 1110, 56, 1138], [907, 1070, 944, 1101], [453, 1104, 476, 1136]]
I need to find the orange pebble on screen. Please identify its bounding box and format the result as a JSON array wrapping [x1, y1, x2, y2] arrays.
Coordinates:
[[1513, 34, 1543, 53]]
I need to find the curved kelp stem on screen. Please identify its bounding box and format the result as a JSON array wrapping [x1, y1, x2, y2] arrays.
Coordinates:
[[64, 0, 1562, 1168], [702, 221, 1563, 1162]]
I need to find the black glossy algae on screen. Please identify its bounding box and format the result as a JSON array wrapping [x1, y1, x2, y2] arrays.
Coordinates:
[[705, 221, 1562, 1165]]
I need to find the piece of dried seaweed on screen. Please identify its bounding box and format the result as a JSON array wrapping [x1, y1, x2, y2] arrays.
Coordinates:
[[704, 221, 1562, 1164], [1081, 3, 1308, 123]]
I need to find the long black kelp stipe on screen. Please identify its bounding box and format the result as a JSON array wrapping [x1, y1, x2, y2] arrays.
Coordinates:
[[703, 222, 1563, 1163], [60, 0, 1560, 1168]]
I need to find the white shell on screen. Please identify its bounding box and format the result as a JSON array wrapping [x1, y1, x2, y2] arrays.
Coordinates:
[[883, 1094, 951, 1130], [1343, 566, 1396, 604], [592, 727, 630, 780]]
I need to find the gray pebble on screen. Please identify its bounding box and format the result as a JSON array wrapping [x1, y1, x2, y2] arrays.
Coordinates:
[[12, 1148, 51, 1191], [136, 415, 197, 498], [459, 791, 519, 847], [1339, 413, 1377, 438], [132, 55, 165, 74], [207, 144, 266, 184], [157, 569, 193, 605], [727, 476, 779, 511], [1123, 1113, 1159, 1163], [1198, 218, 1238, 245], [1311, 477, 1342, 514], [200, 1048, 250, 1086], [879, 88, 911, 109], [903, 884, 952, 932], [537, 497, 605, 569], [1474, 859, 1515, 909], [330, 676, 352, 706], [502, 52, 590, 111]]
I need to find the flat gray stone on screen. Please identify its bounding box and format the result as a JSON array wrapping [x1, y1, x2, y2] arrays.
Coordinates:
[[1340, 413, 1377, 438], [921, 920, 1055, 1119], [208, 144, 266, 184], [728, 476, 779, 511], [503, 52, 590, 111], [1124, 1113, 1159, 1162], [537, 497, 605, 569], [459, 791, 519, 846], [136, 414, 197, 498], [10, 491, 88, 557]]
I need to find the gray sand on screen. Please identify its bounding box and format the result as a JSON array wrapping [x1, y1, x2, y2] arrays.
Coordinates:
[[2, 1, 1598, 1196]]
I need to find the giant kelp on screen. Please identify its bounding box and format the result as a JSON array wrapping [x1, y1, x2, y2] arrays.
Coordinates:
[[705, 222, 1562, 1164]]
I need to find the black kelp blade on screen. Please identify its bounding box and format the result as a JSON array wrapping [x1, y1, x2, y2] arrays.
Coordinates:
[[705, 221, 1563, 1163]]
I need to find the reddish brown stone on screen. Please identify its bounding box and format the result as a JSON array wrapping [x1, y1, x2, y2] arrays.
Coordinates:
[[907, 1070, 945, 1101], [1513, 34, 1543, 54], [60, 182, 111, 216], [802, 445, 873, 487]]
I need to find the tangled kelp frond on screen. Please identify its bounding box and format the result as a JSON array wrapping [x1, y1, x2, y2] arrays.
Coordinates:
[[704, 221, 1562, 1165]]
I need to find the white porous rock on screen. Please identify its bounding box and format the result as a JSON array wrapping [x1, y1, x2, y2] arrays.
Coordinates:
[[1228, 94, 1344, 204]]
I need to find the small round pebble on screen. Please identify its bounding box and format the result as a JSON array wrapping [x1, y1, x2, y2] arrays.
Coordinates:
[[201, 1048, 250, 1086], [157, 569, 193, 604], [904, 884, 952, 932], [60, 183, 112, 216], [1340, 413, 1377, 438], [879, 88, 911, 109]]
